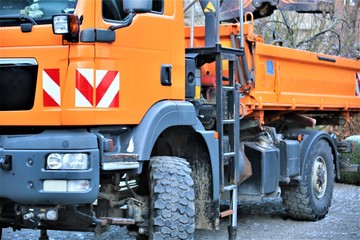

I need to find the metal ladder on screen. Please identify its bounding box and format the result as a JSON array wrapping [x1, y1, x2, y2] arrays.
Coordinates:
[[213, 0, 243, 238], [185, 0, 245, 238], [185, 43, 243, 239], [215, 46, 241, 240]]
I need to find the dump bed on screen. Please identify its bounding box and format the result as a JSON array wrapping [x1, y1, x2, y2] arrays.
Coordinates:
[[185, 23, 360, 123]]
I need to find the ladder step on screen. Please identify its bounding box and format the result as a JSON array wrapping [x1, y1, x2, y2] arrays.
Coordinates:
[[223, 184, 237, 191], [224, 152, 235, 158], [220, 209, 234, 218], [223, 119, 235, 124], [222, 86, 235, 92]]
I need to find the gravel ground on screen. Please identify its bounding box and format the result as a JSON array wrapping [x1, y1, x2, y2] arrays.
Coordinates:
[[2, 183, 359, 240]]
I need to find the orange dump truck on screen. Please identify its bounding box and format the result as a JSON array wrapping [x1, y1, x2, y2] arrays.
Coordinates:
[[0, 0, 359, 239]]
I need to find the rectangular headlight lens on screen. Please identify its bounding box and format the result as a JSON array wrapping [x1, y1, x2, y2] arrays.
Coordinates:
[[47, 153, 89, 170], [52, 15, 69, 34]]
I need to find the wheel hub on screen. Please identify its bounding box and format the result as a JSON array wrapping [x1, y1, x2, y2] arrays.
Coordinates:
[[312, 156, 327, 199]]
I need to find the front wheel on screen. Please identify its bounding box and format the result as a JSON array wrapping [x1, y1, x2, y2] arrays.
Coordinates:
[[149, 156, 195, 239], [281, 139, 334, 220]]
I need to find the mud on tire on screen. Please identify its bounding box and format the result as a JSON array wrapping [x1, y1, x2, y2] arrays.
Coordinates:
[[281, 139, 334, 220], [149, 156, 195, 240]]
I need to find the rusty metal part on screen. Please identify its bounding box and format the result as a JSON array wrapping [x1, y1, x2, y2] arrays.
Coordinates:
[[240, 147, 252, 184], [287, 113, 317, 128], [341, 164, 360, 173], [100, 217, 135, 226], [220, 0, 335, 21], [221, 0, 278, 20], [277, 0, 334, 15], [220, 209, 234, 218]]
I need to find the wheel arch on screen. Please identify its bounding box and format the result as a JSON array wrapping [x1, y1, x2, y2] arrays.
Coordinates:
[[120, 100, 219, 230], [281, 129, 336, 220], [287, 129, 339, 180]]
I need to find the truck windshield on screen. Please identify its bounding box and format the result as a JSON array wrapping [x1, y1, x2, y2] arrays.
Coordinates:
[[0, 0, 77, 27]]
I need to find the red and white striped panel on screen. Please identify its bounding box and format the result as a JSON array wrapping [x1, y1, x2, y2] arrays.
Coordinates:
[[76, 68, 94, 107], [96, 70, 120, 108], [43, 69, 60, 107]]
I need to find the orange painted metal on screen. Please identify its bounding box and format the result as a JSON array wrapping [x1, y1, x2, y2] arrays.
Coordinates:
[[0, 0, 358, 127], [61, 0, 185, 126], [185, 23, 360, 121], [0, 0, 185, 126]]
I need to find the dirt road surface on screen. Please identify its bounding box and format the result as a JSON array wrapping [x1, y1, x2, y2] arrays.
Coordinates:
[[2, 183, 359, 240]]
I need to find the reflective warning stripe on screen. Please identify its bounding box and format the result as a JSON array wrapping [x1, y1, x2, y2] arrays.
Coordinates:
[[96, 70, 120, 108], [43, 69, 60, 107], [75, 68, 120, 108], [76, 68, 94, 107]]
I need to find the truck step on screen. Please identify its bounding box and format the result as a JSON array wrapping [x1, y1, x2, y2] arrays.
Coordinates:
[[223, 184, 237, 191], [220, 209, 234, 218], [224, 152, 235, 158], [223, 119, 235, 124], [222, 86, 235, 92]]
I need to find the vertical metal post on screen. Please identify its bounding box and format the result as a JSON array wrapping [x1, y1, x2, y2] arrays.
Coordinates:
[[216, 0, 220, 44], [228, 185, 238, 239], [199, 0, 217, 46], [39, 229, 49, 240], [190, 2, 196, 48], [216, 53, 224, 189], [239, 0, 244, 49]]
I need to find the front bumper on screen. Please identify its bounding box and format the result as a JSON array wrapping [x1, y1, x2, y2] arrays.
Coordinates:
[[0, 130, 99, 204]]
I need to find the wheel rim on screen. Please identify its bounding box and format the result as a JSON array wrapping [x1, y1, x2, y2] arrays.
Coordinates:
[[312, 156, 327, 199]]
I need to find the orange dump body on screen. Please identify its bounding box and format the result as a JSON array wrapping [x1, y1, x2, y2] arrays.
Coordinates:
[[185, 23, 360, 123]]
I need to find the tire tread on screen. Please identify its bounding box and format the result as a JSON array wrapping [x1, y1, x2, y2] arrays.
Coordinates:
[[281, 140, 334, 221], [150, 156, 195, 240]]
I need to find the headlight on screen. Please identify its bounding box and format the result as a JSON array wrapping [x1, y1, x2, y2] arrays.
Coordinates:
[[47, 153, 63, 169], [46, 153, 89, 170]]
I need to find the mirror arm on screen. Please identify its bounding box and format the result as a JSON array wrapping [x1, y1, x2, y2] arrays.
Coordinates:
[[108, 12, 134, 31]]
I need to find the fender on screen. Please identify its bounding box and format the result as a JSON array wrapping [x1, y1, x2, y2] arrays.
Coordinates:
[[119, 100, 220, 199], [287, 129, 339, 180]]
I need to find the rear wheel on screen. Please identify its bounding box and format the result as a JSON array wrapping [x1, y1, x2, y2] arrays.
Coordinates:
[[149, 156, 195, 240], [281, 139, 334, 220]]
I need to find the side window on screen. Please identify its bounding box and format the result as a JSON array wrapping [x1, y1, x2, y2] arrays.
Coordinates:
[[152, 0, 163, 13], [102, 0, 127, 21], [102, 0, 164, 21]]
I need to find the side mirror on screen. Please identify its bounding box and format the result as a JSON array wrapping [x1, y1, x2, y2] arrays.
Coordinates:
[[109, 0, 152, 31], [123, 0, 152, 13]]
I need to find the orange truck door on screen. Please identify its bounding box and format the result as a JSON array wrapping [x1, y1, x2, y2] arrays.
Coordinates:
[[91, 0, 185, 125]]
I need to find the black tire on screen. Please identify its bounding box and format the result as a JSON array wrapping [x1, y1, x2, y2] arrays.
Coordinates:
[[281, 139, 334, 220], [149, 156, 195, 240]]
